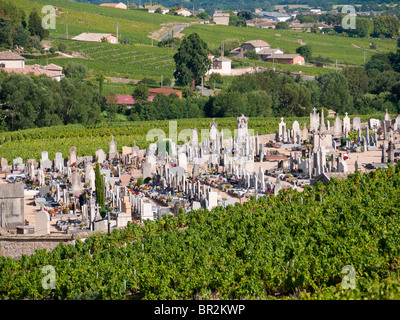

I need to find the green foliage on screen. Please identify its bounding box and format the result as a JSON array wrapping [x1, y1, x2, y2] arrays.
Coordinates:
[[173, 33, 211, 87], [373, 16, 400, 38], [244, 50, 259, 60], [2, 166, 400, 299], [296, 44, 312, 62], [63, 62, 88, 80], [133, 83, 149, 102], [0, 73, 103, 131], [95, 163, 105, 210], [275, 22, 289, 30]]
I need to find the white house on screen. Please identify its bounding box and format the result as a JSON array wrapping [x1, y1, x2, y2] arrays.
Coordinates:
[[260, 11, 291, 22], [175, 8, 193, 17], [0, 51, 25, 69], [72, 33, 118, 44], [207, 56, 232, 76], [99, 2, 127, 9], [144, 4, 169, 14]]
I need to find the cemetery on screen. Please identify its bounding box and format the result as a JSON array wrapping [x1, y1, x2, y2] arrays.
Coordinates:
[[0, 109, 400, 249]]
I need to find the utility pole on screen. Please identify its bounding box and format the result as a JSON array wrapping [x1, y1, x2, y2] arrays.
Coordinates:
[[66, 23, 68, 39], [116, 22, 119, 43], [201, 76, 204, 96], [161, 75, 163, 88], [335, 59, 338, 72], [363, 51, 366, 66]]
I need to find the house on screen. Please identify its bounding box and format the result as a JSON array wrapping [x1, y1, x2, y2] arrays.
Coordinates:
[[72, 33, 118, 44], [0, 51, 25, 69], [309, 8, 322, 14], [175, 8, 193, 17], [260, 11, 291, 22], [213, 11, 230, 25], [240, 40, 270, 53], [107, 95, 155, 108], [0, 52, 64, 81], [100, 2, 127, 9], [1, 64, 65, 81], [265, 54, 305, 66], [143, 4, 169, 14], [206, 56, 232, 76], [257, 48, 284, 61], [148, 88, 183, 99]]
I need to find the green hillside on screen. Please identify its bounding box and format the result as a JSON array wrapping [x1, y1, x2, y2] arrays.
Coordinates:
[[182, 24, 397, 66], [18, 0, 199, 44]]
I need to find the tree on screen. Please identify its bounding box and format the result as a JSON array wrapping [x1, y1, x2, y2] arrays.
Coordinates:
[[275, 22, 289, 30], [209, 73, 223, 89], [373, 16, 400, 38], [155, 7, 162, 14], [244, 50, 259, 60], [237, 10, 253, 21], [63, 62, 88, 80], [197, 12, 209, 20], [355, 17, 372, 38], [296, 44, 312, 62], [133, 83, 149, 102], [316, 72, 353, 114], [173, 33, 211, 89], [342, 66, 369, 97], [28, 9, 48, 39], [310, 23, 320, 34], [94, 163, 105, 215]]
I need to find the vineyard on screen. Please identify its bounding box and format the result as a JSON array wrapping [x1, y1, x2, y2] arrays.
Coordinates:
[[0, 115, 384, 162], [27, 41, 177, 79], [183, 24, 398, 66], [12, 0, 197, 45], [1, 165, 400, 299]]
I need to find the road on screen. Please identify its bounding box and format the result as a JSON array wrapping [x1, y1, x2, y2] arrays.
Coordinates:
[[160, 25, 188, 41]]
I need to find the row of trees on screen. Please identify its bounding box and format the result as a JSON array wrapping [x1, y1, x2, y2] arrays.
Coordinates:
[[297, 12, 400, 38], [0, 0, 49, 50], [0, 72, 103, 131]]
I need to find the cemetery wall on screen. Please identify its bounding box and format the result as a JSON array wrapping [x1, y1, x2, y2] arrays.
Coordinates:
[[0, 234, 77, 260], [0, 227, 131, 260]]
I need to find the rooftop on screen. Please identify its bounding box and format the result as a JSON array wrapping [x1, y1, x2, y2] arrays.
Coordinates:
[[71, 33, 117, 42], [242, 40, 270, 48], [0, 52, 26, 61]]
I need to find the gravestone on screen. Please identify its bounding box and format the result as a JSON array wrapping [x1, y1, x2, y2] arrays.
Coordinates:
[[122, 146, 132, 156], [333, 114, 342, 136], [342, 113, 351, 133], [132, 143, 140, 157], [0, 183, 24, 231], [35, 208, 50, 235], [301, 123, 309, 141], [54, 152, 64, 171], [95, 149, 106, 164], [13, 157, 24, 171], [178, 153, 188, 171], [71, 172, 82, 193], [352, 117, 361, 131], [292, 121, 300, 137], [69, 146, 77, 165], [369, 119, 380, 130], [309, 108, 319, 131], [109, 136, 117, 159], [120, 174, 131, 187], [1, 158, 8, 171], [142, 162, 152, 180]]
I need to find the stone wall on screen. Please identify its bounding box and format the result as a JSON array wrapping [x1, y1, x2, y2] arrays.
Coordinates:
[[0, 234, 76, 260], [0, 227, 130, 260]]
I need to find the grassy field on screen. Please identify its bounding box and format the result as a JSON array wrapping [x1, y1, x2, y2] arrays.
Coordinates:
[[19, 0, 199, 44], [182, 24, 398, 66]]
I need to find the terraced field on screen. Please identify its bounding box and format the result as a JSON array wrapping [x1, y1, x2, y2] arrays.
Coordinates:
[[26, 40, 177, 79]]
